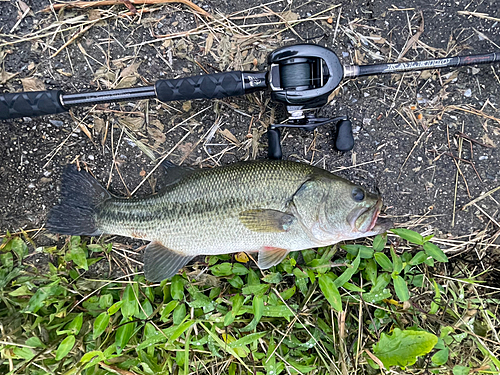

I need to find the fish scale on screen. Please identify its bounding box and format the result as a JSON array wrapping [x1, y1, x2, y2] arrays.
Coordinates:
[[47, 160, 392, 281]]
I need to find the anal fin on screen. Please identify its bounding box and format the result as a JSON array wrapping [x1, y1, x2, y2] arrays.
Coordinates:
[[144, 242, 193, 282], [258, 247, 290, 270]]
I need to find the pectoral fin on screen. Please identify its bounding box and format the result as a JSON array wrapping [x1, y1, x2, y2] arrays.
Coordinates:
[[144, 242, 193, 282], [239, 209, 296, 232], [258, 247, 290, 269]]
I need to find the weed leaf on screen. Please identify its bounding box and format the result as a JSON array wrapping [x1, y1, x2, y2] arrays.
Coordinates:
[[373, 328, 438, 368], [55, 335, 75, 361], [423, 242, 448, 262], [318, 273, 342, 311], [391, 229, 424, 245]]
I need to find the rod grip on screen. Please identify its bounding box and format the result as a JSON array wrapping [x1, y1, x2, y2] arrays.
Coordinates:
[[155, 71, 245, 102], [0, 90, 67, 120]]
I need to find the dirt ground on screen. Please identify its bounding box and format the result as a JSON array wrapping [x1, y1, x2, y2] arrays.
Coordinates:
[[1, 0, 499, 249]]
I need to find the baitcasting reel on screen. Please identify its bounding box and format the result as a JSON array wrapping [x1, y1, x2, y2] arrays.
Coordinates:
[[266, 44, 353, 158], [1, 43, 499, 159]]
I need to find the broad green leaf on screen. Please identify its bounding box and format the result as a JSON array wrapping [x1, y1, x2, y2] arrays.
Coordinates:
[[341, 244, 374, 259], [66, 243, 88, 270], [429, 279, 441, 314], [374, 253, 393, 272], [222, 333, 249, 357], [173, 303, 187, 325], [391, 228, 424, 245], [372, 273, 392, 292], [121, 284, 139, 318], [286, 359, 316, 373], [115, 319, 136, 353], [224, 312, 236, 326], [265, 337, 285, 375], [0, 252, 13, 269], [280, 286, 296, 300], [392, 275, 409, 301], [10, 237, 29, 262], [13, 347, 35, 360], [186, 288, 215, 312], [108, 301, 123, 315], [93, 312, 110, 339], [373, 328, 438, 369], [363, 288, 392, 303], [232, 263, 249, 275], [136, 332, 168, 350], [423, 234, 435, 242], [241, 284, 270, 296], [343, 282, 364, 292], [80, 350, 105, 369], [262, 272, 282, 284], [452, 365, 470, 375], [58, 313, 83, 336], [423, 242, 448, 263], [231, 294, 244, 315], [334, 254, 361, 288], [25, 337, 45, 348], [238, 304, 295, 319], [373, 234, 387, 251], [169, 320, 196, 342], [99, 294, 114, 309], [160, 300, 179, 322], [434, 337, 446, 350], [409, 251, 428, 266], [9, 284, 32, 297], [364, 258, 378, 283], [228, 332, 267, 348], [318, 273, 342, 312], [247, 268, 260, 285], [55, 335, 76, 361], [25, 287, 49, 313], [170, 275, 185, 300], [411, 273, 424, 287], [431, 348, 449, 365], [87, 244, 104, 252], [210, 263, 234, 277], [228, 275, 244, 288], [390, 247, 403, 274], [242, 295, 264, 331], [440, 326, 455, 345]]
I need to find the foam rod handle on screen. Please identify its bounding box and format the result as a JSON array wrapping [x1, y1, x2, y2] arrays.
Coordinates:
[[0, 90, 67, 120], [155, 71, 245, 102]]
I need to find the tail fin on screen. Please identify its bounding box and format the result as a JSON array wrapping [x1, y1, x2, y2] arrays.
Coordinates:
[[46, 165, 111, 236]]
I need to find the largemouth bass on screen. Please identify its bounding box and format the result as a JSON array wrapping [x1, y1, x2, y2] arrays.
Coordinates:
[[47, 160, 392, 281]]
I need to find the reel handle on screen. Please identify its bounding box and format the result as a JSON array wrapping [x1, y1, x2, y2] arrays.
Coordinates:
[[266, 117, 354, 159]]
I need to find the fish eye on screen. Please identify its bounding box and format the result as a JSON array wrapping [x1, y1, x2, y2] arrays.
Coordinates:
[[352, 187, 365, 201]]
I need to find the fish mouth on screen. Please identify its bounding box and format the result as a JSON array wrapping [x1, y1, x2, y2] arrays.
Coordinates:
[[349, 198, 393, 233]]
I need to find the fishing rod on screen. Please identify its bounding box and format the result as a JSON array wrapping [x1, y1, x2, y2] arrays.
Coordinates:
[[1, 44, 499, 158]]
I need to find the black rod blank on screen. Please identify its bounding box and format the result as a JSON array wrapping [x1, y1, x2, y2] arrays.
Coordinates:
[[343, 52, 500, 78], [62, 86, 156, 107]]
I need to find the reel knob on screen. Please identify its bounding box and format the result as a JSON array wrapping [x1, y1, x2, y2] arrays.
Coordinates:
[[267, 128, 283, 160], [334, 119, 354, 151]]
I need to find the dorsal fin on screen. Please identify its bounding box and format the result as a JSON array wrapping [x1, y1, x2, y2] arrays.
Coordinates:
[[161, 160, 197, 186]]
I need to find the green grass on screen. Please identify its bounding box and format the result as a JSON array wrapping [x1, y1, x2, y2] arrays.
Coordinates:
[[0, 230, 498, 375]]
